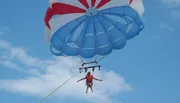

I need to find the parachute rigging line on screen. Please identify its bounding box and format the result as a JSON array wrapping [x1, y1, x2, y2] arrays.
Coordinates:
[[96, 56, 106, 63], [38, 74, 77, 103]]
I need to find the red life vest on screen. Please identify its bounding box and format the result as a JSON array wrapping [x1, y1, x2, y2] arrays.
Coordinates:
[[86, 75, 93, 82]]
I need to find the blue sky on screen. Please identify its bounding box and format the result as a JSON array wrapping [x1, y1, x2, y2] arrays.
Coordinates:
[[0, 0, 180, 103]]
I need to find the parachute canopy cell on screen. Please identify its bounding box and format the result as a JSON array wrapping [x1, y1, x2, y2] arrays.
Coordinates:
[[44, 0, 145, 58]]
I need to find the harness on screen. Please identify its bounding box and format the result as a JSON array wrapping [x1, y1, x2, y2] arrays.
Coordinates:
[[86, 75, 93, 82]]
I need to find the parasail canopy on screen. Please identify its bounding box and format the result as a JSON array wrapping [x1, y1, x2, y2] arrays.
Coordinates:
[[44, 0, 145, 59]]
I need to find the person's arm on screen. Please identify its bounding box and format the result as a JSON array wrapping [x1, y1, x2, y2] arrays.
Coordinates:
[[93, 77, 103, 82], [77, 77, 86, 82]]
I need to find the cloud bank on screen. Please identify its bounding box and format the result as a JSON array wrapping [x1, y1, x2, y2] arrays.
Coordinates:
[[160, 0, 180, 7], [0, 39, 132, 103], [160, 22, 175, 32], [0, 27, 11, 36]]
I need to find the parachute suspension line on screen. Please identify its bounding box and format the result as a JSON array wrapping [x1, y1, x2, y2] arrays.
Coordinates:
[[38, 74, 77, 103], [92, 70, 95, 75], [96, 56, 106, 63], [77, 27, 85, 66], [95, 55, 98, 63], [79, 56, 84, 64], [68, 61, 77, 75]]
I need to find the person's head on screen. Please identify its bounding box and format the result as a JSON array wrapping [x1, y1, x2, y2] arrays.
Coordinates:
[[87, 72, 91, 75]]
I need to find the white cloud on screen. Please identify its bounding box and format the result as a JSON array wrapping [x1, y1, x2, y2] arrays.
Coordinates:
[[0, 39, 11, 49], [0, 27, 11, 36], [171, 11, 180, 20], [0, 68, 132, 103], [158, 0, 180, 21], [0, 39, 133, 103], [158, 0, 180, 8], [160, 22, 175, 32], [10, 47, 51, 67], [0, 39, 55, 73]]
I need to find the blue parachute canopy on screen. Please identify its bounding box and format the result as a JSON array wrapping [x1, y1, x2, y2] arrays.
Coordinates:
[[45, 0, 144, 59]]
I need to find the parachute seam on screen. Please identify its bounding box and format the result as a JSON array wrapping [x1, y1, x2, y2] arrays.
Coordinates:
[[95, 15, 113, 50], [98, 14, 126, 44], [92, 15, 97, 56], [126, 10, 139, 38], [98, 14, 126, 35], [78, 18, 89, 57], [55, 16, 88, 56]]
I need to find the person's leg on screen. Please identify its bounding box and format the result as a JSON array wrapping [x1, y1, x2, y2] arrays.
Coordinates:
[[86, 83, 90, 94], [89, 83, 93, 92], [90, 86, 93, 92], [86, 86, 89, 94]]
